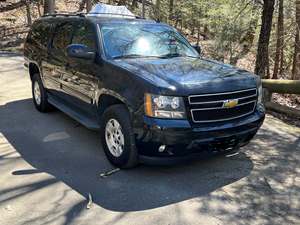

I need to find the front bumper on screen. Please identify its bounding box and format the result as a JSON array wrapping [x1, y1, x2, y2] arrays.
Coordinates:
[[138, 110, 265, 159]]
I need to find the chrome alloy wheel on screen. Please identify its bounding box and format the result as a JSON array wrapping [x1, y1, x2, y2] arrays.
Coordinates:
[[105, 119, 125, 157], [33, 81, 41, 105]]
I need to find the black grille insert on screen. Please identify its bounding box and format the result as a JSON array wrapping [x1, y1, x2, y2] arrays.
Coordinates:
[[189, 88, 257, 104], [189, 88, 257, 123]]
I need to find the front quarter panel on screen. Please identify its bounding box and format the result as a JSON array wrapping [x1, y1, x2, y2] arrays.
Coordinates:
[[95, 60, 152, 123]]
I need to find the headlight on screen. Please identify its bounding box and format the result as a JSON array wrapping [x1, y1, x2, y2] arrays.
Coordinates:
[[145, 93, 186, 119]]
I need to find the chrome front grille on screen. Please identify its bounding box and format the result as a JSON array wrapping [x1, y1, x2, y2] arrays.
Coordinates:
[[188, 88, 257, 123]]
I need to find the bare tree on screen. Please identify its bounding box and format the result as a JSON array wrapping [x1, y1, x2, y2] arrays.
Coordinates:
[[254, 0, 275, 78], [25, 0, 32, 25], [169, 0, 174, 21], [44, 0, 55, 15], [78, 0, 86, 11], [273, 0, 284, 79], [131, 0, 138, 10], [156, 0, 161, 21], [37, 0, 42, 17], [292, 0, 300, 80], [86, 0, 92, 12], [0, 0, 27, 13], [142, 0, 145, 18]]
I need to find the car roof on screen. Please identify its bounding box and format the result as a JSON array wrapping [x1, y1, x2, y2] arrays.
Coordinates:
[[37, 14, 159, 26]]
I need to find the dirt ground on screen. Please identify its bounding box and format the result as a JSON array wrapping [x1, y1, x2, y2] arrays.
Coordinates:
[[0, 52, 299, 225]]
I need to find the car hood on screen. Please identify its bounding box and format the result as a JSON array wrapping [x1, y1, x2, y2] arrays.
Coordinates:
[[113, 57, 258, 95]]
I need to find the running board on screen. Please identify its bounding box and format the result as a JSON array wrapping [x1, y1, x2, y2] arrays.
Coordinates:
[[48, 95, 100, 131]]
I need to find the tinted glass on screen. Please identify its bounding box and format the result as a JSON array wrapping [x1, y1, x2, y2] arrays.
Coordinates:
[[100, 23, 199, 59], [30, 21, 52, 47], [52, 22, 73, 50], [72, 22, 96, 51]]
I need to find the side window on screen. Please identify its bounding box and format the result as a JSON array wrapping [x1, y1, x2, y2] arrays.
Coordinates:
[[29, 21, 52, 47], [29, 22, 41, 44], [39, 22, 52, 47], [52, 22, 73, 51], [72, 22, 96, 51]]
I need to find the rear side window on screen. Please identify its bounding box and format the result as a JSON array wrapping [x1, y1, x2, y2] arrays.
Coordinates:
[[29, 21, 52, 47], [72, 22, 96, 51], [52, 22, 73, 51]]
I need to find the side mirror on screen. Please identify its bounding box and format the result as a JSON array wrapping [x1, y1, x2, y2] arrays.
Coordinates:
[[66, 44, 95, 60], [193, 45, 202, 55]]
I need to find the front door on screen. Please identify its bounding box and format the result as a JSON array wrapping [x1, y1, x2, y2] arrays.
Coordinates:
[[61, 21, 99, 117]]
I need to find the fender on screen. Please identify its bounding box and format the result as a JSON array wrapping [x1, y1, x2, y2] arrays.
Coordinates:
[[95, 88, 135, 114]]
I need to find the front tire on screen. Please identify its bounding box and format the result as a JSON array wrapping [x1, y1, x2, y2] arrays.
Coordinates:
[[100, 104, 138, 168], [31, 73, 51, 112]]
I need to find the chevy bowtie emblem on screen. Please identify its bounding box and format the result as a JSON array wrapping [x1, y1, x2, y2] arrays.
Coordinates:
[[223, 99, 239, 108]]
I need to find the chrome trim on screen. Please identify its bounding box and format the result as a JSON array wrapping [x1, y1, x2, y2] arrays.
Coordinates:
[[188, 88, 257, 105], [190, 102, 256, 123], [190, 100, 256, 111], [189, 94, 257, 105]]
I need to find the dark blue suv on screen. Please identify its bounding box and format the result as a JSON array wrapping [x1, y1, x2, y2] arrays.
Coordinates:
[[24, 13, 265, 168]]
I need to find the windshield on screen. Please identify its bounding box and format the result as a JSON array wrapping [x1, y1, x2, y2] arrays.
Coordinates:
[[100, 23, 199, 59]]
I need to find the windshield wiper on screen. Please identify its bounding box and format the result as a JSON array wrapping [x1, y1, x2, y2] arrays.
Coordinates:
[[112, 54, 158, 59], [158, 53, 198, 59], [112, 53, 199, 59]]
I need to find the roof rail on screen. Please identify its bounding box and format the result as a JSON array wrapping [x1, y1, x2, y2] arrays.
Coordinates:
[[85, 12, 143, 19], [42, 12, 84, 18], [42, 12, 144, 19]]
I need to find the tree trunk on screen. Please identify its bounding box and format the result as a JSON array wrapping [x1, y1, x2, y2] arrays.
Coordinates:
[[37, 0, 42, 17], [292, 0, 300, 80], [25, 0, 32, 26], [118, 0, 126, 6], [44, 0, 55, 15], [142, 0, 145, 18], [156, 0, 161, 21], [197, 25, 200, 46], [169, 0, 174, 21], [78, 0, 85, 11], [0, 0, 27, 13], [191, 18, 195, 35], [292, 32, 299, 79], [254, 0, 275, 78], [86, 0, 92, 12], [273, 0, 284, 79], [131, 0, 138, 10]]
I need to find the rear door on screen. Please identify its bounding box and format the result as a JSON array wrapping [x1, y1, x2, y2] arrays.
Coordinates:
[[46, 20, 74, 98], [25, 20, 53, 87]]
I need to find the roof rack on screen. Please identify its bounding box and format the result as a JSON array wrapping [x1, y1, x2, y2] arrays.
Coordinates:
[[42, 12, 84, 18], [85, 12, 144, 19], [42, 12, 144, 19]]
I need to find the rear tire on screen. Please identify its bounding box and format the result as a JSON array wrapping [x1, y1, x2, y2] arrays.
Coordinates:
[[100, 104, 138, 168], [31, 73, 51, 112]]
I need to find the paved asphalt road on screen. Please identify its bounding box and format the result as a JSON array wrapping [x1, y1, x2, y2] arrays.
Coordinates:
[[0, 52, 300, 225]]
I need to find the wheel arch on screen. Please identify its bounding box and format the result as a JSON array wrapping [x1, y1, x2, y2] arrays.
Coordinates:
[[96, 91, 134, 120], [28, 62, 40, 80]]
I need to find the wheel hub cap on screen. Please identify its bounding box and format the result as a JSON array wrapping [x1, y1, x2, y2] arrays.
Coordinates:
[[105, 119, 124, 157], [33, 81, 41, 105]]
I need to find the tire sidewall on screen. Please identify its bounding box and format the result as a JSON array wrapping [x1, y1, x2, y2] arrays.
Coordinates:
[[32, 73, 47, 112], [100, 105, 138, 168]]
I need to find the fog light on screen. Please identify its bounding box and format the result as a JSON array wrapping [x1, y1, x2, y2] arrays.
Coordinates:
[[257, 103, 265, 113], [158, 145, 166, 152]]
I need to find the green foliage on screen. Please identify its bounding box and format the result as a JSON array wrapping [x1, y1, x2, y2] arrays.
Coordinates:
[[150, 0, 261, 65]]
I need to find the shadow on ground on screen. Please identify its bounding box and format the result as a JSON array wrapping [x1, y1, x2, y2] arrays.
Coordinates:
[[0, 98, 254, 212]]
